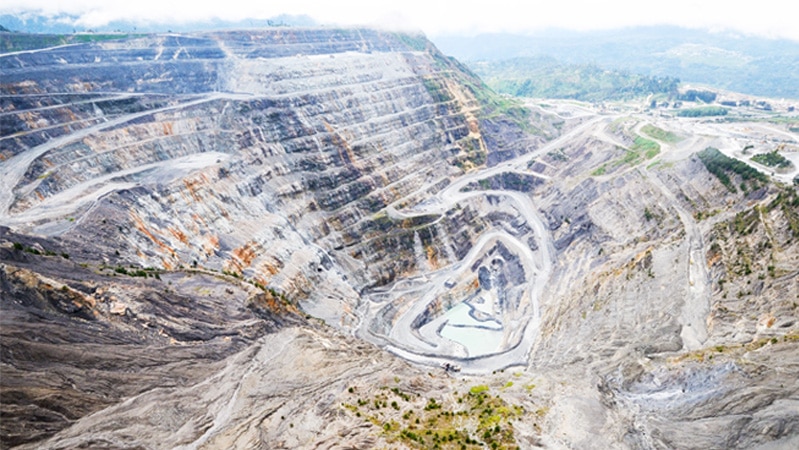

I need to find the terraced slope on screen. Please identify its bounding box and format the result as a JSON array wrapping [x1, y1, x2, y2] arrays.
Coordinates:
[[1, 29, 798, 449]]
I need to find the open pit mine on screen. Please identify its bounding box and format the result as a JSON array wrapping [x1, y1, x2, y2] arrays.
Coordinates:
[[1, 28, 798, 449]]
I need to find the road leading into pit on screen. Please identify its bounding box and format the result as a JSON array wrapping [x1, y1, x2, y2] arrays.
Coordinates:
[[360, 116, 606, 374]]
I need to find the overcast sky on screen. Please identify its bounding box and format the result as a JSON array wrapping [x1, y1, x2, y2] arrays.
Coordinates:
[[2, 0, 797, 40]]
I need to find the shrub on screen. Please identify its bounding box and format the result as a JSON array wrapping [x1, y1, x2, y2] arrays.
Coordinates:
[[697, 147, 767, 193]]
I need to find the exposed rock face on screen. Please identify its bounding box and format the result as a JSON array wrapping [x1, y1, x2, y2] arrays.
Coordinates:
[[1, 30, 535, 314], [0, 227, 301, 447], [1, 29, 798, 449]]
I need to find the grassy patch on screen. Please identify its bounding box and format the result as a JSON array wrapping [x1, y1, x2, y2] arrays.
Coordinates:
[[641, 124, 681, 143], [613, 136, 660, 168], [343, 384, 526, 449], [591, 164, 607, 176], [633, 136, 661, 159]]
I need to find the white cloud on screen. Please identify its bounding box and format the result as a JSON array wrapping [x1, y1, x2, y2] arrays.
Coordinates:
[[1, 0, 797, 41]]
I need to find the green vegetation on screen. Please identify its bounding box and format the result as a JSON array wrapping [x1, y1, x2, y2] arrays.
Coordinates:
[[422, 70, 532, 170], [1, 33, 136, 53], [462, 76, 533, 131], [677, 90, 717, 103], [632, 136, 661, 160], [751, 150, 793, 169], [12, 242, 70, 259], [343, 384, 526, 449], [393, 32, 429, 52], [614, 136, 660, 168], [696, 147, 767, 193], [677, 106, 728, 117], [423, 77, 455, 104], [471, 58, 679, 101], [640, 124, 681, 143], [220, 269, 292, 305], [469, 385, 490, 395], [423, 77, 454, 103], [732, 208, 760, 236], [767, 188, 799, 238], [112, 266, 161, 279], [591, 164, 607, 176]]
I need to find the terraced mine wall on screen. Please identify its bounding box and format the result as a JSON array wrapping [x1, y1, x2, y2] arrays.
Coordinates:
[[0, 30, 536, 315], [2, 28, 798, 450]]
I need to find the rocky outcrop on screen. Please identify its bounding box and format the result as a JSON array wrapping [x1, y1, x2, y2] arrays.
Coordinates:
[[0, 227, 301, 447]]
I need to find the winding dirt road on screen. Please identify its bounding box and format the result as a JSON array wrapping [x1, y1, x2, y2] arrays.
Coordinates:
[[356, 117, 607, 373]]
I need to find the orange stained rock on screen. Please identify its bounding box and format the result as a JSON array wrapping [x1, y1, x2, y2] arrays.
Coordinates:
[[162, 122, 174, 135], [470, 276, 480, 290], [223, 258, 243, 275], [426, 245, 439, 269], [192, 213, 208, 227], [707, 250, 722, 268], [259, 259, 281, 277], [231, 241, 259, 268], [131, 211, 175, 256], [168, 227, 190, 245], [203, 235, 220, 256], [183, 178, 202, 202]]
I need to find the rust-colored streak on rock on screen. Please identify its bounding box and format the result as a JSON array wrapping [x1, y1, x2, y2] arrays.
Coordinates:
[[470, 276, 480, 291], [193, 213, 208, 228], [162, 122, 174, 136], [426, 245, 439, 270], [231, 241, 259, 269], [257, 258, 282, 279], [183, 178, 203, 203], [251, 290, 298, 315], [203, 235, 220, 256], [707, 251, 722, 268], [323, 121, 360, 170], [168, 227, 189, 245], [130, 211, 175, 256]]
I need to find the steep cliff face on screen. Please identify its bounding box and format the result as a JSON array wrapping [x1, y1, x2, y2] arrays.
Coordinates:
[[0, 30, 540, 323]]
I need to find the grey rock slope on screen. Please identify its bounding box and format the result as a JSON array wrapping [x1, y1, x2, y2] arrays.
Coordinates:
[[1, 29, 798, 449]]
